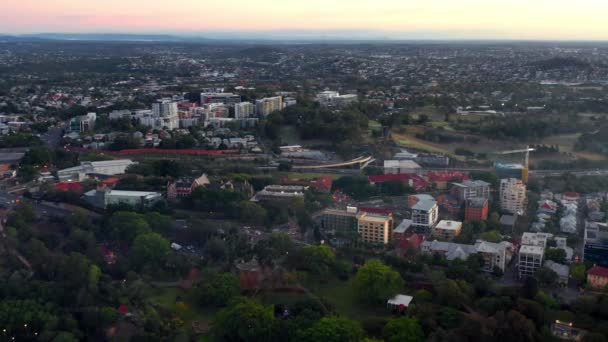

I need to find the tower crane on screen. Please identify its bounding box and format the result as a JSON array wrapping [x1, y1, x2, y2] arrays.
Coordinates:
[[495, 146, 536, 183]]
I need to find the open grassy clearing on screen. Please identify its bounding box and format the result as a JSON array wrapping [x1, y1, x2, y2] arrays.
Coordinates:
[[540, 133, 581, 153]]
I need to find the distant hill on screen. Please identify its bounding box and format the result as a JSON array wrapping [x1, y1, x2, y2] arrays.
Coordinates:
[[21, 33, 194, 42]]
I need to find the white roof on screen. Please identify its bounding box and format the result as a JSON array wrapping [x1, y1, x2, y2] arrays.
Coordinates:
[[394, 219, 413, 234], [520, 245, 544, 255], [435, 220, 462, 231], [108, 190, 160, 197], [387, 294, 413, 307]]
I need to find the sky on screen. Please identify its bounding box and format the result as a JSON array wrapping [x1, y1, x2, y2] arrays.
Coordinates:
[[2, 0, 608, 40]]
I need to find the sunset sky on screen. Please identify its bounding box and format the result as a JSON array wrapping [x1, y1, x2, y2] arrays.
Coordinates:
[[2, 0, 608, 40]]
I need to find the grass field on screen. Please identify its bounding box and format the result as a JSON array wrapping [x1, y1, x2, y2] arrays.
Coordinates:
[[540, 133, 582, 153]]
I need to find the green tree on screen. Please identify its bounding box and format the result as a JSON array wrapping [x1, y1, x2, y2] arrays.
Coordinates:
[[295, 316, 364, 342], [383, 317, 424, 342], [88, 264, 101, 292], [202, 273, 241, 306], [132, 233, 170, 268], [545, 248, 567, 264], [239, 201, 268, 225], [353, 260, 404, 305], [480, 230, 502, 243], [212, 298, 275, 342], [108, 211, 150, 243], [571, 263, 587, 285], [298, 245, 336, 276]]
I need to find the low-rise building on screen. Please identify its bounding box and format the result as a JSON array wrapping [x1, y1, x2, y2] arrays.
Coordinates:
[[251, 185, 307, 202], [167, 174, 210, 201], [544, 260, 570, 285], [587, 266, 608, 289], [84, 189, 162, 209], [421, 239, 512, 272], [57, 159, 137, 181], [433, 220, 462, 241], [357, 212, 394, 245], [519, 245, 544, 279], [383, 160, 422, 175]]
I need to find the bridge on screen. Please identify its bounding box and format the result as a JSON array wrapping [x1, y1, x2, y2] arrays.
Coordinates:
[[291, 156, 375, 170]]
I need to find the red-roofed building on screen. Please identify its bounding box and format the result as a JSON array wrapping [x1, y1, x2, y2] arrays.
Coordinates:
[[426, 171, 469, 190], [101, 177, 121, 188], [563, 192, 580, 202], [359, 207, 393, 216], [54, 182, 84, 194], [368, 174, 429, 191], [309, 176, 333, 193], [396, 234, 426, 257], [587, 266, 608, 289]]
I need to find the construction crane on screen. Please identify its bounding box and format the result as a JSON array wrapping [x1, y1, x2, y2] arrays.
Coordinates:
[[495, 146, 536, 183]]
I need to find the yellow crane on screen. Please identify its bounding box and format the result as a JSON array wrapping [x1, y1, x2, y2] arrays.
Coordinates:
[[496, 146, 536, 183]]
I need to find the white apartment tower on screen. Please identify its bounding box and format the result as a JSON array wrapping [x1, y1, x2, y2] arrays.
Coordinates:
[[235, 102, 256, 119], [500, 178, 527, 215]]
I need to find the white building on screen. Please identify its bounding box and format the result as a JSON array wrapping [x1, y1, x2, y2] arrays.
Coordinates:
[[519, 245, 544, 279], [151, 100, 179, 130], [432, 220, 463, 241], [234, 102, 256, 119], [383, 160, 422, 175], [411, 199, 439, 233], [500, 178, 527, 215], [57, 159, 137, 181], [84, 189, 162, 209], [521, 232, 552, 248], [421, 239, 513, 273]]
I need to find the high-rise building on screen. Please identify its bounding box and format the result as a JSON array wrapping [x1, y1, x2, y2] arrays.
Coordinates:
[[500, 178, 527, 215], [256, 96, 283, 117], [152, 100, 178, 118], [357, 212, 394, 245], [319, 207, 358, 232], [234, 102, 256, 119]]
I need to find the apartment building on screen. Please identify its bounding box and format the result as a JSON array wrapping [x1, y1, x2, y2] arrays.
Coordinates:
[[256, 96, 283, 117], [411, 199, 439, 234], [319, 207, 358, 232], [234, 102, 256, 119], [432, 220, 463, 241], [421, 239, 513, 273], [500, 178, 527, 215], [451, 180, 491, 203], [357, 212, 394, 245], [518, 245, 544, 279], [200, 92, 241, 105], [465, 198, 489, 222]]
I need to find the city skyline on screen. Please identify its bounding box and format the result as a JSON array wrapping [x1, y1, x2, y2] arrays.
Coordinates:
[[2, 0, 608, 40]]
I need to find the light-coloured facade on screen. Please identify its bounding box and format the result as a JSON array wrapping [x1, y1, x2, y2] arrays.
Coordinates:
[[256, 96, 283, 117], [411, 199, 439, 233], [383, 160, 422, 175], [357, 212, 393, 244], [421, 239, 513, 272], [84, 189, 162, 209], [500, 178, 527, 215], [519, 245, 544, 279], [234, 102, 256, 119], [451, 180, 491, 203], [432, 220, 463, 241], [57, 159, 137, 181]]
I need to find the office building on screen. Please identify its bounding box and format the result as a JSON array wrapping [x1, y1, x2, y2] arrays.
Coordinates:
[[465, 198, 489, 222], [234, 102, 256, 119], [319, 207, 358, 232], [583, 222, 608, 267], [432, 220, 463, 241], [451, 180, 491, 203], [519, 245, 544, 279], [357, 212, 393, 245], [256, 96, 283, 117], [500, 178, 527, 215], [69, 112, 96, 133]]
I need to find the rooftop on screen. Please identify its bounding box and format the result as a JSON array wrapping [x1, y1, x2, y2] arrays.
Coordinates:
[[519, 245, 544, 255], [394, 219, 413, 234], [435, 220, 462, 231], [588, 266, 608, 278], [387, 294, 413, 307], [412, 199, 437, 212]]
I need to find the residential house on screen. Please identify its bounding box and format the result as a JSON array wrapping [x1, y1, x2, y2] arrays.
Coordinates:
[[587, 266, 608, 289]]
